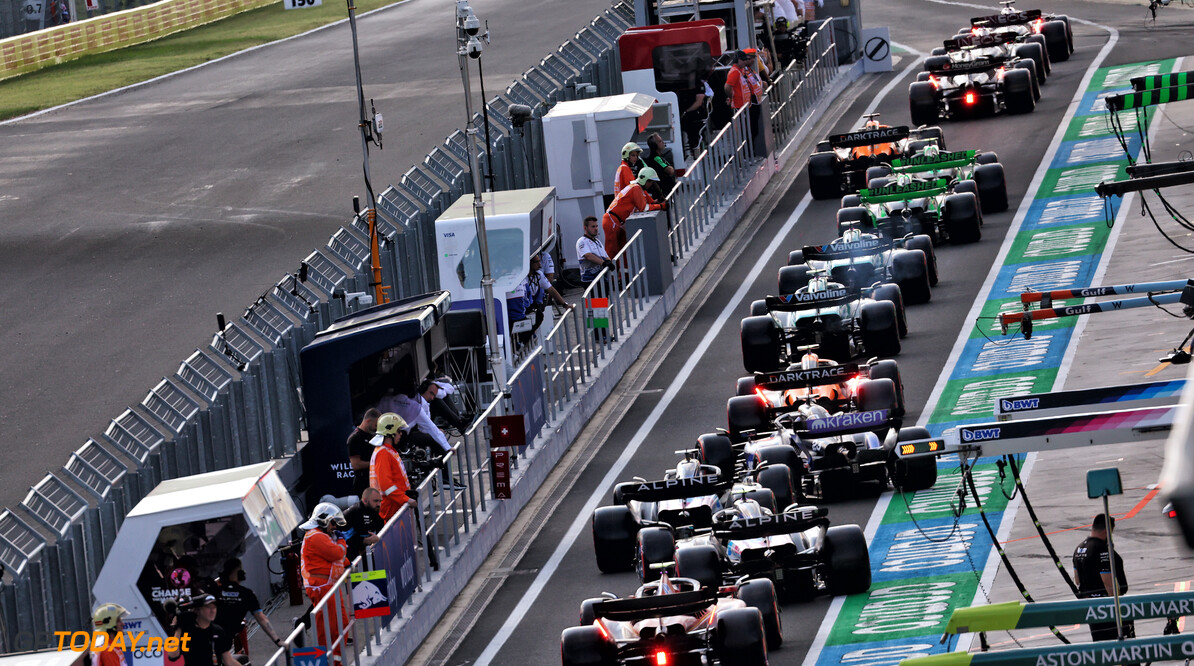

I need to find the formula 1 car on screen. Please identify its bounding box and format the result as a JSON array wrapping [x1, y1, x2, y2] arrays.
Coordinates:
[[909, 48, 1037, 124], [742, 272, 904, 370], [784, 227, 936, 305], [858, 145, 1008, 214], [927, 28, 1048, 93], [807, 115, 946, 200], [837, 177, 982, 246], [735, 347, 908, 418], [562, 572, 776, 666], [966, 2, 1073, 64]]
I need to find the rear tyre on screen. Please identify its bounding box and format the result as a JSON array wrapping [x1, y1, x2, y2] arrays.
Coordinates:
[[579, 598, 603, 626], [903, 234, 937, 286], [1012, 59, 1041, 102], [826, 524, 872, 596], [1026, 34, 1052, 75], [865, 165, 891, 185], [1016, 41, 1048, 82], [715, 608, 769, 666], [561, 626, 616, 666], [857, 378, 898, 414], [867, 359, 906, 417], [871, 283, 908, 338], [779, 264, 812, 295], [976, 151, 999, 165], [742, 315, 782, 373], [891, 426, 938, 491], [699, 433, 736, 483], [859, 301, 901, 357], [592, 506, 637, 573], [676, 544, 722, 591], [744, 488, 777, 514], [1005, 68, 1037, 115], [974, 163, 1009, 213], [944, 192, 982, 244], [737, 578, 783, 650], [750, 299, 769, 316], [637, 527, 675, 583], [892, 249, 931, 305], [809, 152, 843, 200], [953, 179, 981, 218], [837, 206, 874, 235], [1042, 20, 1070, 62], [788, 249, 806, 265], [757, 461, 798, 511], [728, 394, 770, 442], [840, 194, 861, 209], [737, 375, 756, 396], [909, 82, 939, 127]]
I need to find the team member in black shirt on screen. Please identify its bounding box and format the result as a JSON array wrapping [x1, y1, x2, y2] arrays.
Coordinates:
[[348, 409, 381, 497], [167, 594, 240, 666], [215, 558, 285, 656], [343, 488, 384, 561], [1073, 514, 1133, 641]]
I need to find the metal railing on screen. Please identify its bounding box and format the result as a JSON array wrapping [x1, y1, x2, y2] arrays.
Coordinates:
[[769, 19, 841, 147]]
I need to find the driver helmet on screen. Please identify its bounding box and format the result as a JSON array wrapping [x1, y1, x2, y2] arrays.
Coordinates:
[[896, 173, 913, 187], [92, 603, 129, 633], [863, 117, 881, 129], [808, 274, 828, 293], [675, 458, 701, 479], [369, 413, 407, 446], [801, 351, 821, 370], [300, 502, 348, 530], [621, 142, 642, 161], [804, 404, 831, 421], [921, 143, 940, 158], [736, 498, 765, 518], [973, 25, 993, 37], [636, 166, 660, 187], [841, 227, 863, 244], [658, 572, 681, 595]]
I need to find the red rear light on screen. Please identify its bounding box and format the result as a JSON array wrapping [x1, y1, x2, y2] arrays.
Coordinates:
[[964, 92, 977, 105], [656, 651, 669, 666], [596, 620, 611, 640], [929, 75, 939, 89], [1168, 508, 1179, 518]]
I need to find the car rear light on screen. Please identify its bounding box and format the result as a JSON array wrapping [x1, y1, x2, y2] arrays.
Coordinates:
[[964, 91, 977, 105], [929, 75, 939, 89], [1168, 507, 1179, 518], [596, 620, 611, 640], [656, 651, 669, 665]]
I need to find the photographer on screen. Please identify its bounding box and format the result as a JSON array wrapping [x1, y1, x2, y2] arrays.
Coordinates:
[[299, 503, 352, 657], [508, 253, 571, 350], [165, 594, 239, 666]]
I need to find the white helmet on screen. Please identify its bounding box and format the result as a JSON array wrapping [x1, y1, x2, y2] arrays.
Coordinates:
[[896, 173, 913, 187], [300, 502, 347, 530], [805, 404, 831, 421], [809, 274, 828, 293], [676, 458, 701, 479], [922, 143, 940, 158], [841, 227, 862, 244], [801, 352, 821, 370]]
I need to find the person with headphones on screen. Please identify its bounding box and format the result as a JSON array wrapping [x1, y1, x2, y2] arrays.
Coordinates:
[[298, 503, 352, 656], [215, 558, 284, 657], [614, 142, 647, 193]]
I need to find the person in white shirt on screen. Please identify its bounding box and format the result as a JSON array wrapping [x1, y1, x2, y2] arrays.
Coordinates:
[[377, 378, 466, 490], [575, 215, 614, 285]]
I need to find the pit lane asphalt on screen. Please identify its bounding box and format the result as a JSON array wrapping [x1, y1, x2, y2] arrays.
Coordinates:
[[436, 1, 1194, 664], [0, 0, 616, 511]]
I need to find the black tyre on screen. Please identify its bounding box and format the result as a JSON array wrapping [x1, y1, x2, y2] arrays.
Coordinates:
[[871, 283, 907, 338], [903, 234, 937, 286], [579, 597, 603, 626], [750, 299, 769, 316], [699, 432, 736, 483], [892, 249, 931, 306], [737, 578, 783, 650], [859, 300, 901, 357], [757, 460, 798, 511], [561, 626, 617, 666], [929, 46, 946, 56], [592, 506, 637, 573], [974, 163, 1008, 214], [737, 375, 756, 396], [916, 125, 946, 150], [1055, 14, 1074, 52], [866, 177, 890, 191], [637, 526, 676, 583], [1017, 41, 1048, 82], [788, 249, 805, 265], [779, 264, 811, 295], [837, 206, 873, 235], [924, 55, 951, 71], [891, 426, 938, 491], [954, 179, 981, 217], [1012, 59, 1041, 102], [1026, 34, 1052, 75], [916, 71, 931, 82], [841, 194, 862, 210], [943, 192, 981, 244], [867, 359, 906, 417], [1042, 20, 1070, 62], [809, 152, 842, 200], [976, 151, 999, 165], [825, 524, 872, 596], [676, 544, 722, 591], [744, 488, 777, 514], [728, 394, 769, 442], [816, 139, 831, 152], [909, 81, 939, 127], [865, 165, 891, 185], [715, 607, 768, 666], [857, 377, 898, 413], [742, 315, 782, 373], [1005, 67, 1037, 115]]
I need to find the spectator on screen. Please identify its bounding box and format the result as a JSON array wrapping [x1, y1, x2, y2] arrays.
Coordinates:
[[646, 133, 677, 197], [343, 488, 384, 561], [509, 254, 572, 349], [1073, 514, 1134, 641], [215, 558, 284, 657], [295, 506, 350, 658], [167, 595, 239, 666], [603, 167, 664, 259], [614, 142, 646, 193], [725, 49, 766, 155], [347, 408, 381, 497], [576, 216, 614, 287], [90, 604, 129, 666], [369, 414, 417, 520]]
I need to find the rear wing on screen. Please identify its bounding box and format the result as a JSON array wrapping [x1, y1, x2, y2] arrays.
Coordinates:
[[797, 409, 892, 437], [970, 8, 1041, 26], [891, 150, 977, 173], [616, 474, 728, 503], [764, 290, 855, 312], [828, 125, 910, 149], [926, 56, 1008, 76], [802, 237, 890, 261], [755, 364, 861, 391], [943, 32, 1018, 50], [591, 589, 719, 621], [859, 178, 949, 204], [712, 508, 829, 540]]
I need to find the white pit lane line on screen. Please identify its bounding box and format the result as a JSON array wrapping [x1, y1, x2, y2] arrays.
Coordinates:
[[473, 53, 927, 666], [800, 6, 1121, 665]]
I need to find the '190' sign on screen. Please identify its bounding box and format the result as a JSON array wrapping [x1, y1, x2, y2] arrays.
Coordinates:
[[284, 0, 321, 9]]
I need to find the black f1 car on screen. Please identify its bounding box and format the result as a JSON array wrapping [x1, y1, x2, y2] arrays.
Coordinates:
[[909, 49, 1037, 124]]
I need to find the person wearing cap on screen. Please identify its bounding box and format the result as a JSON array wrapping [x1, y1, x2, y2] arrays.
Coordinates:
[[725, 49, 767, 154], [298, 503, 352, 657], [1073, 514, 1134, 641], [614, 142, 646, 193], [369, 413, 417, 521], [166, 595, 239, 666], [215, 558, 285, 657], [91, 603, 129, 666], [602, 167, 665, 259]]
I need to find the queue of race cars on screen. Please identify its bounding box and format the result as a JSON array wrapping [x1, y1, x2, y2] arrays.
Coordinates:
[[561, 5, 1075, 664]]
